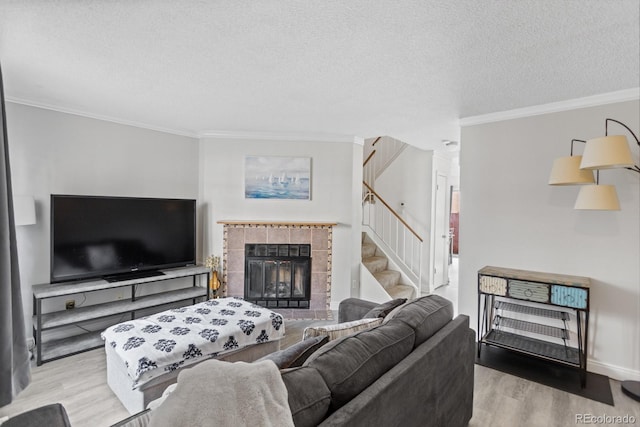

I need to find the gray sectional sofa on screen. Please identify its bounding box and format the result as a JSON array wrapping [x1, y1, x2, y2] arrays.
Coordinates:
[[112, 294, 474, 427], [307, 295, 475, 427]]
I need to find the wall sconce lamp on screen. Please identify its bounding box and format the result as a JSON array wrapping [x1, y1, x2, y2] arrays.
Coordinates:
[[548, 118, 639, 210]]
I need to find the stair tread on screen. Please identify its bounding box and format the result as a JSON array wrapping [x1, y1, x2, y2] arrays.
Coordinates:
[[363, 256, 387, 263], [386, 284, 416, 299], [373, 270, 401, 289], [373, 270, 401, 279], [361, 243, 377, 258], [363, 256, 388, 274]]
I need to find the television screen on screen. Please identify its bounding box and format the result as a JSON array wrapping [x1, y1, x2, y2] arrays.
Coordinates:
[[51, 195, 196, 283]]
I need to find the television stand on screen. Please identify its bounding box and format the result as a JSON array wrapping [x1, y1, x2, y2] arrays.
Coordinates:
[[32, 265, 210, 365], [103, 270, 165, 282]]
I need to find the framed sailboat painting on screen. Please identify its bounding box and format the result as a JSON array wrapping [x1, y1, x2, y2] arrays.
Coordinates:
[[244, 156, 311, 200]]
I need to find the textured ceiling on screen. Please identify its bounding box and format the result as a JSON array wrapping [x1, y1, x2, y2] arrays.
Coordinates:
[[1, 1, 638, 149]]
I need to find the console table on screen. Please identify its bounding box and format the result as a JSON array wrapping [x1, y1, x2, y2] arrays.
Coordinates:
[[32, 265, 210, 365], [477, 266, 590, 387]]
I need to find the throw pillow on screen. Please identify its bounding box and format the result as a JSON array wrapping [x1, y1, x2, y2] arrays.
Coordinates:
[[256, 335, 329, 369], [280, 366, 331, 427], [302, 317, 382, 341], [363, 298, 407, 319]]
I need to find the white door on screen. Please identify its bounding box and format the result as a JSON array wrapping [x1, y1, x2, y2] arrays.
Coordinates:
[[433, 173, 449, 288]]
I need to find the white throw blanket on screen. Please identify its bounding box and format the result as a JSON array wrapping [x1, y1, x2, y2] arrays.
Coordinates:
[[148, 359, 294, 427]]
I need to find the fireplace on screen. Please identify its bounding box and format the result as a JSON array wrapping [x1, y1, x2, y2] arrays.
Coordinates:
[[219, 221, 334, 310], [244, 244, 311, 308]]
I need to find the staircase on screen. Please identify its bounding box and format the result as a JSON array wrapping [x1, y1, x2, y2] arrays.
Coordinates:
[[362, 235, 416, 300], [361, 136, 422, 301]]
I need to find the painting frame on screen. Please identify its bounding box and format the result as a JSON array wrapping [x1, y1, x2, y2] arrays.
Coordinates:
[[244, 156, 311, 200]]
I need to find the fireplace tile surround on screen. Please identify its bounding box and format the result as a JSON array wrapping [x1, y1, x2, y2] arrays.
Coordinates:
[[218, 221, 336, 311]]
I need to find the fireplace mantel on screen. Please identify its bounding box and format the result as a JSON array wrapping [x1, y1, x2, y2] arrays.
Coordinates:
[[218, 220, 337, 227]]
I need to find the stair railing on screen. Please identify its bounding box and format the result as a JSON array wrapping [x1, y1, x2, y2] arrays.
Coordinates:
[[362, 181, 423, 287], [363, 149, 377, 202], [363, 136, 407, 187]]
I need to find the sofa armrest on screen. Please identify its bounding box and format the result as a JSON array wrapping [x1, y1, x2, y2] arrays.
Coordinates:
[[338, 298, 379, 322]]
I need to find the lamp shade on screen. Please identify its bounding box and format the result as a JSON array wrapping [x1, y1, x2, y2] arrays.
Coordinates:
[[580, 135, 634, 170], [13, 195, 36, 225], [574, 185, 620, 210], [548, 155, 595, 185]]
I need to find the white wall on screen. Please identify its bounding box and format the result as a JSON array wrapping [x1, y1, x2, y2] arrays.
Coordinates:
[[198, 137, 361, 308], [459, 100, 640, 380], [7, 102, 365, 332], [7, 103, 200, 334], [374, 146, 432, 292], [376, 146, 432, 238]]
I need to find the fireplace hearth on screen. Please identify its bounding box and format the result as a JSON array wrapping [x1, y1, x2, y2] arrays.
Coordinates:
[[245, 244, 311, 308]]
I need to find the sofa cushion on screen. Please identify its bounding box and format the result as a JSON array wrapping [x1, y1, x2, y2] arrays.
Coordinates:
[[304, 321, 415, 411], [256, 335, 329, 369], [302, 317, 382, 341], [363, 298, 407, 319], [280, 366, 331, 427], [383, 294, 453, 347]]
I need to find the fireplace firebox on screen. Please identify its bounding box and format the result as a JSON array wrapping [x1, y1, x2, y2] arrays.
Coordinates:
[[244, 244, 311, 308]]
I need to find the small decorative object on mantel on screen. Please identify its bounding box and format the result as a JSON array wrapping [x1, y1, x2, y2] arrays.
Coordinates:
[[205, 255, 221, 298]]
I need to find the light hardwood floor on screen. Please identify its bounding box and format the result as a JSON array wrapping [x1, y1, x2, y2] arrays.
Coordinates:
[[1, 319, 639, 427]]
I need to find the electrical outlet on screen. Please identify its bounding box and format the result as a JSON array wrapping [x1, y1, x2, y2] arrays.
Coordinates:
[[65, 300, 75, 310]]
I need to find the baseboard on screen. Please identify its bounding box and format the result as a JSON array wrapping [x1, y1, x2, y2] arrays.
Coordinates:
[[588, 359, 640, 382]]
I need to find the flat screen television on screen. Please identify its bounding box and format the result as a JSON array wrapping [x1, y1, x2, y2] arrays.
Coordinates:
[[50, 195, 196, 283]]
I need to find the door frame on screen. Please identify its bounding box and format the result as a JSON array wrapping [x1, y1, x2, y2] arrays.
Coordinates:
[[431, 172, 449, 289]]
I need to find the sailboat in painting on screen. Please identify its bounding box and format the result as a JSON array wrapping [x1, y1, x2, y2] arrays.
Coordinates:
[[279, 171, 289, 186]]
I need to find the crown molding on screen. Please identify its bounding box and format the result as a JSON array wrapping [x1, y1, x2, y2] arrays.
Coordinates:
[[6, 96, 363, 143], [459, 88, 640, 127], [199, 129, 357, 143], [5, 96, 199, 138]]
